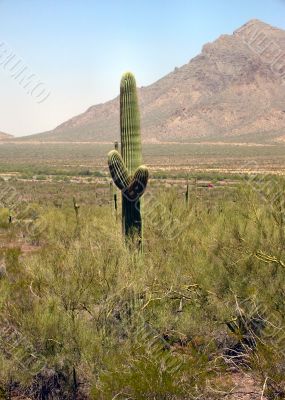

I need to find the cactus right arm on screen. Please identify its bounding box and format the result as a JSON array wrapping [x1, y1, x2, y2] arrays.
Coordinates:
[[126, 165, 149, 200]]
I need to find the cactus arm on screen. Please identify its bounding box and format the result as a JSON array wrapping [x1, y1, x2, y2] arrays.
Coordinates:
[[126, 165, 149, 200], [108, 150, 130, 190]]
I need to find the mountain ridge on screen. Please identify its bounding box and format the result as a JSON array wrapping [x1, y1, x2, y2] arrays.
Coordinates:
[[17, 19, 285, 144]]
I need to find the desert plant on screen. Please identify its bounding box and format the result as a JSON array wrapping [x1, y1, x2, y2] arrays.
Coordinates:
[[73, 197, 80, 237], [113, 193, 118, 217], [185, 179, 189, 207], [73, 197, 80, 221], [108, 72, 149, 244]]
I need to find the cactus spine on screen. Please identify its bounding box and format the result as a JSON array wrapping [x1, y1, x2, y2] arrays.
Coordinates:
[[108, 72, 148, 243]]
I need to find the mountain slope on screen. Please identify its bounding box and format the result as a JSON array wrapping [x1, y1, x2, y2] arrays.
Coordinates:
[[22, 19, 285, 143], [0, 131, 13, 141]]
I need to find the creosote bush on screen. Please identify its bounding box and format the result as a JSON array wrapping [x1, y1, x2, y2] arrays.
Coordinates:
[[0, 179, 284, 399]]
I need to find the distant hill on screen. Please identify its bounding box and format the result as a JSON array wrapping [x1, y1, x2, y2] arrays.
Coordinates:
[[0, 131, 13, 140], [20, 19, 285, 144]]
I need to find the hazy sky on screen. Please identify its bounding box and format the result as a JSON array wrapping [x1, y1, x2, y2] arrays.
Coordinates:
[[0, 0, 284, 137]]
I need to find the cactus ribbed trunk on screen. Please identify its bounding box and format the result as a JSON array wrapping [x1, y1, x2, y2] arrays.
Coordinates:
[[120, 73, 142, 175], [120, 73, 142, 238]]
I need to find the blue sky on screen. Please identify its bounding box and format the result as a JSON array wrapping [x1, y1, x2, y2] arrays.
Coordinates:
[[0, 0, 284, 136]]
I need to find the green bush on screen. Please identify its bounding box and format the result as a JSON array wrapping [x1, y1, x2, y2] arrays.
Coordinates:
[[0, 209, 10, 229], [0, 179, 284, 398]]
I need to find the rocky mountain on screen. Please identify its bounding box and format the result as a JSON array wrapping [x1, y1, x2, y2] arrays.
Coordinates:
[[22, 19, 285, 143]]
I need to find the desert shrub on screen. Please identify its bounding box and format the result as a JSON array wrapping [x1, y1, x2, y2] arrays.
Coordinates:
[[0, 178, 284, 398], [0, 209, 10, 229], [35, 175, 47, 181]]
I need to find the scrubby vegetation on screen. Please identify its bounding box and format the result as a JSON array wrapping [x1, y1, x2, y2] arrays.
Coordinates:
[[0, 141, 285, 178], [0, 175, 284, 399]]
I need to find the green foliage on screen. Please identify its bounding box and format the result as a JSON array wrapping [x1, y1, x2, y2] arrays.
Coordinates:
[[0, 209, 10, 229], [0, 179, 284, 398]]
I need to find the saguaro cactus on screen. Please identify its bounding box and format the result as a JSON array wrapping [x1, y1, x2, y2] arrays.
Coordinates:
[[108, 72, 149, 241]]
